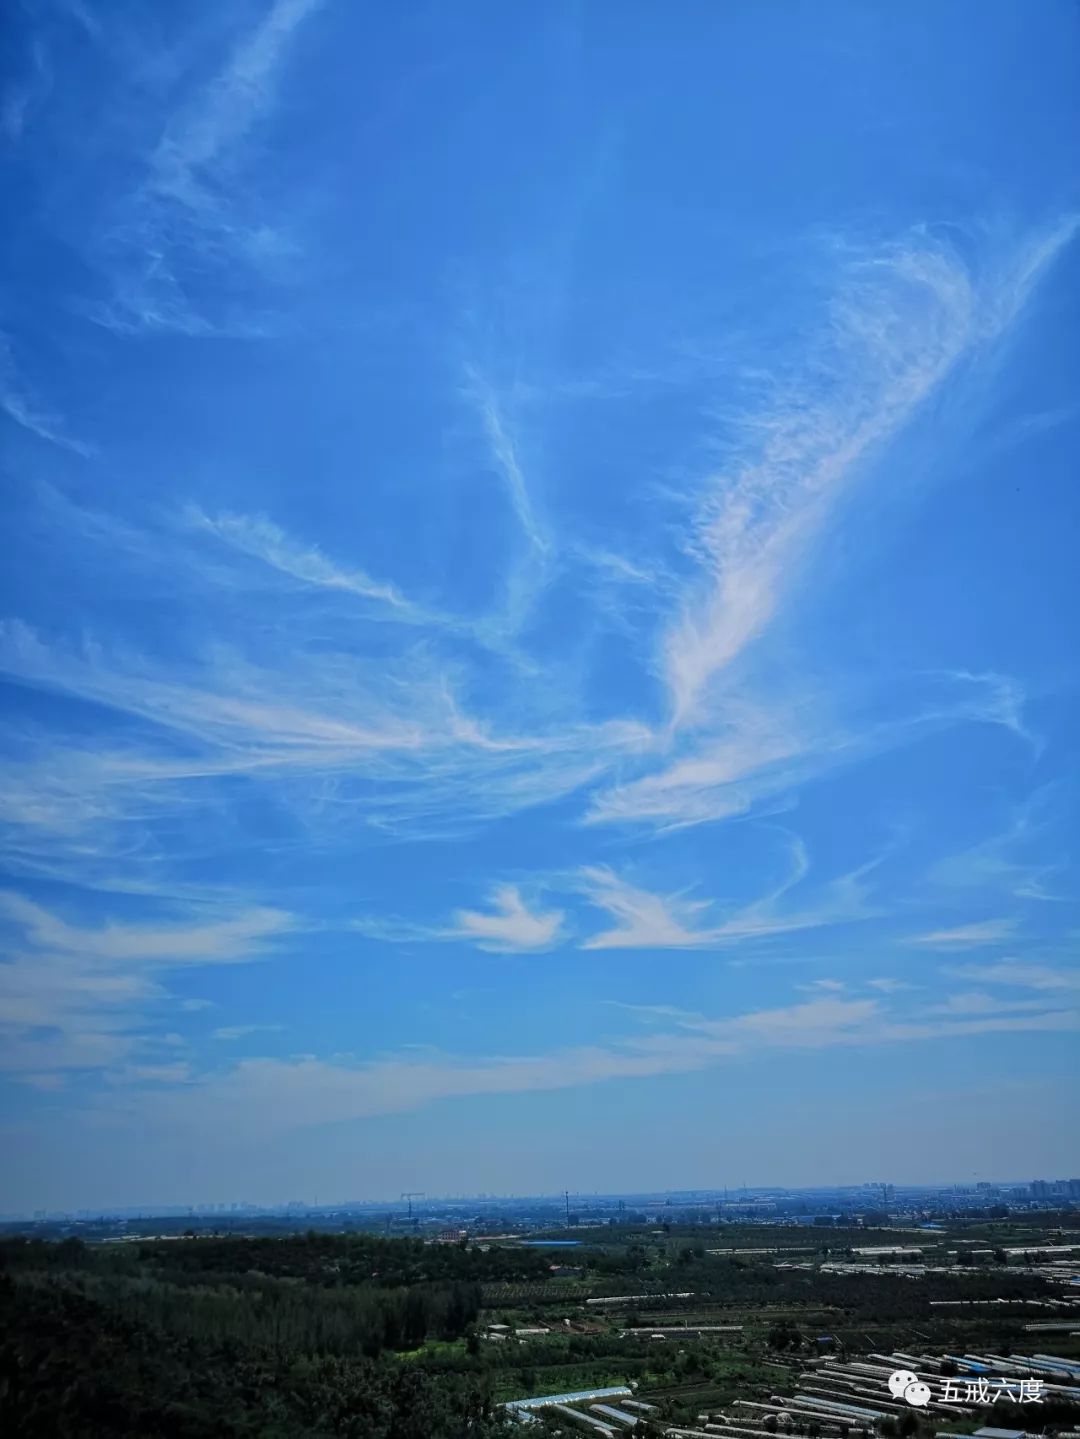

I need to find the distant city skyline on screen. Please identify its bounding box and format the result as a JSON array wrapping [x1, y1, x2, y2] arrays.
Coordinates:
[[1, 1, 1078, 1212], [12, 1180, 1080, 1231], [9, 1171, 1080, 1221]]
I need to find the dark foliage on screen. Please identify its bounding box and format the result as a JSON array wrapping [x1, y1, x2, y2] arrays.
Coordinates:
[[0, 1240, 515, 1438]]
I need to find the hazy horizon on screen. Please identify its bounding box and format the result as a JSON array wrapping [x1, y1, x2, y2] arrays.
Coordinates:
[[10, 1172, 1077, 1220]]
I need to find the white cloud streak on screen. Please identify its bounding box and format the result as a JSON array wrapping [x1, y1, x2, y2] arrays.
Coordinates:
[[88, 0, 324, 335], [912, 918, 1016, 947], [0, 891, 289, 965], [448, 885, 565, 952], [931, 785, 1069, 901], [585, 672, 1032, 830], [0, 335, 92, 455], [464, 368, 548, 558], [578, 866, 717, 949], [0, 617, 654, 880], [0, 892, 291, 1073], [151, 0, 323, 200], [123, 990, 1078, 1136], [947, 961, 1080, 992], [4, 225, 1069, 873], [212, 1024, 283, 1041], [352, 885, 566, 953], [579, 841, 874, 950], [188, 508, 412, 610], [662, 221, 1078, 729]]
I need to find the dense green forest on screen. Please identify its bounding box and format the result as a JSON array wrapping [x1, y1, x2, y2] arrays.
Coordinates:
[[0, 1234, 520, 1438], [1, 1225, 1071, 1436]]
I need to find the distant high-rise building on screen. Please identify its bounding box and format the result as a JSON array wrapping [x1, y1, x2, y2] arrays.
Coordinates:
[[1030, 1179, 1050, 1198]]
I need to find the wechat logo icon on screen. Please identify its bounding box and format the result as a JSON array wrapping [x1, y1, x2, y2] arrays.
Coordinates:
[[889, 1370, 932, 1407]]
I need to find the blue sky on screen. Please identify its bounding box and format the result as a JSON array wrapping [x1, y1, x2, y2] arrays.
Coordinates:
[[1, 0, 1078, 1211]]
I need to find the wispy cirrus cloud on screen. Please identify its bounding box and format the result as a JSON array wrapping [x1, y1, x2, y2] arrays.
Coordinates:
[[18, 1072, 67, 1092], [86, 0, 324, 335], [662, 221, 1078, 729], [1, 32, 51, 146], [355, 837, 875, 956], [912, 918, 1016, 948], [565, 225, 1075, 835], [0, 592, 670, 902], [448, 885, 565, 952], [188, 508, 414, 611], [585, 698, 807, 829], [947, 960, 1080, 992], [2, 225, 1068, 884], [926, 990, 1059, 1016], [578, 840, 876, 950], [212, 1024, 283, 1041], [2, 0, 1077, 1211], [150, 0, 323, 202], [464, 367, 549, 560], [119, 988, 1078, 1135], [105, 1062, 193, 1086], [931, 784, 1070, 901], [0, 892, 292, 1074], [0, 891, 289, 965], [578, 866, 718, 949], [185, 506, 519, 654], [353, 885, 565, 954], [585, 671, 1033, 830], [0, 336, 92, 455], [459, 366, 557, 636]]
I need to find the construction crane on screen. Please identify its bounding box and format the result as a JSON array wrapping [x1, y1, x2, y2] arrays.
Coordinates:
[[400, 1192, 424, 1222]]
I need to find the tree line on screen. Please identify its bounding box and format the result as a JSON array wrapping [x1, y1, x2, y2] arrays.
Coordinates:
[[0, 1236, 515, 1438]]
